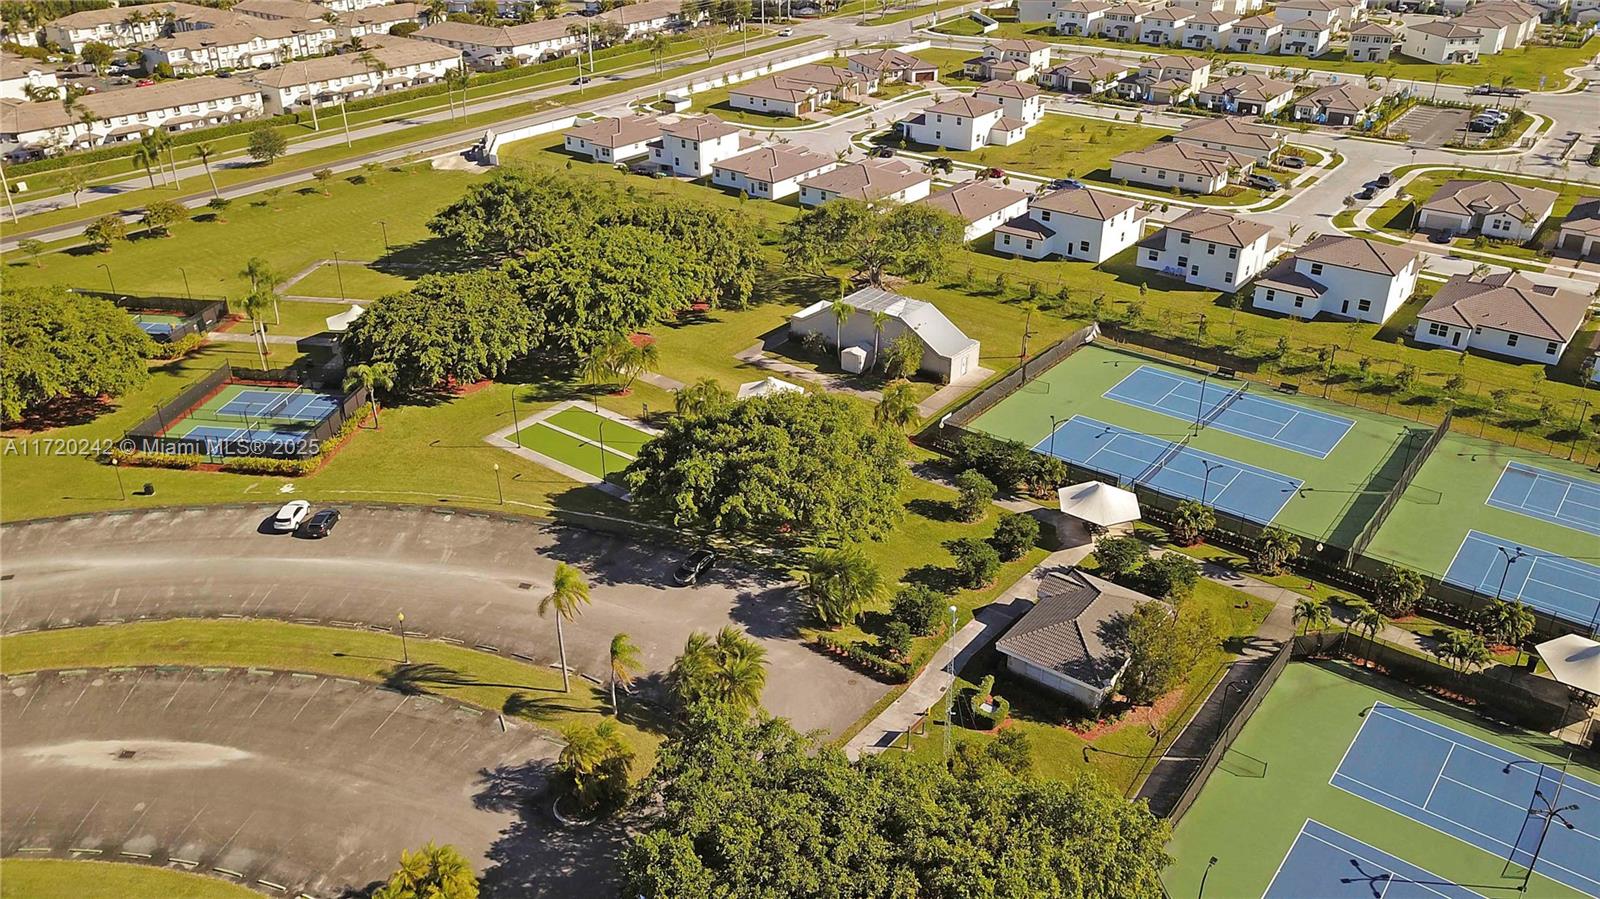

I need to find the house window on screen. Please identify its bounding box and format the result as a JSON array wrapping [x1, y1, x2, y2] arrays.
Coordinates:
[[1228, 247, 1237, 259], [1506, 334, 1519, 347], [1041, 210, 1051, 221], [1147, 250, 1159, 261], [1427, 322, 1448, 337], [1207, 244, 1216, 255], [1265, 289, 1276, 301], [1293, 297, 1304, 308], [1224, 272, 1233, 283], [1309, 262, 1323, 275], [1547, 342, 1559, 354], [1357, 299, 1372, 312], [1180, 234, 1190, 244], [1079, 240, 1089, 252]]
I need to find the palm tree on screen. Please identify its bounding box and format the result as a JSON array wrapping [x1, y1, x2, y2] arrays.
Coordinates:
[[540, 562, 591, 693], [868, 309, 891, 369], [193, 142, 219, 198], [342, 362, 396, 428], [607, 633, 641, 714], [240, 256, 283, 323], [131, 135, 162, 190], [647, 32, 671, 82], [240, 288, 274, 369], [829, 297, 853, 367], [582, 334, 659, 393], [670, 626, 767, 714], [374, 842, 477, 899], [801, 544, 884, 627], [1431, 66, 1446, 100], [1355, 604, 1386, 666], [1293, 596, 1330, 636], [674, 378, 731, 417], [873, 381, 919, 431]]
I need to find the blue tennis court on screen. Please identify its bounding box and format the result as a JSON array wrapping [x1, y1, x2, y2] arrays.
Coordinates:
[[1036, 416, 1302, 524], [219, 388, 340, 423], [1331, 704, 1600, 897], [178, 424, 312, 452], [1265, 820, 1485, 899], [1442, 530, 1600, 628], [1103, 366, 1354, 458], [132, 312, 184, 338], [1487, 461, 1600, 537]]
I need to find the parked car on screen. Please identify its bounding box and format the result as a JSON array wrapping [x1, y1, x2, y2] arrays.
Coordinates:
[[272, 500, 311, 532], [927, 156, 954, 173], [1375, 172, 1394, 188], [1354, 185, 1376, 200], [135, 79, 154, 87], [1277, 156, 1305, 169], [1246, 173, 1281, 190], [673, 548, 717, 586], [572, 75, 591, 85], [870, 146, 897, 158], [302, 508, 341, 538], [1467, 118, 1497, 133], [1047, 177, 1084, 190], [1472, 83, 1495, 95], [1477, 108, 1508, 122], [778, 27, 794, 35], [1428, 230, 1454, 243]]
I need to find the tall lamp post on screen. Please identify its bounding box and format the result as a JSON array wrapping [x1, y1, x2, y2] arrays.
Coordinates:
[[397, 610, 408, 663], [1495, 545, 1526, 664], [1199, 460, 1225, 506], [111, 458, 126, 501], [97, 263, 116, 296], [178, 266, 193, 300], [943, 604, 958, 759], [377, 219, 389, 251], [493, 462, 503, 505], [1048, 414, 1061, 461], [1197, 856, 1219, 899]]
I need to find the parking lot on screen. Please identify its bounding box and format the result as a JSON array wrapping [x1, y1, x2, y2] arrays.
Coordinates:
[[1391, 106, 1474, 147]]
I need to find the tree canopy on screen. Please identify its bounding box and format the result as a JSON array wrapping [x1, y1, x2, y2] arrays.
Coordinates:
[[622, 707, 1171, 898], [783, 199, 966, 286], [341, 270, 533, 390], [1, 286, 151, 422], [624, 391, 907, 542]]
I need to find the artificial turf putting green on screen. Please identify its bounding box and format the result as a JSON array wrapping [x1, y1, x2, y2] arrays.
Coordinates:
[[1164, 661, 1594, 899], [515, 422, 636, 481], [0, 859, 260, 899], [968, 343, 1418, 544]]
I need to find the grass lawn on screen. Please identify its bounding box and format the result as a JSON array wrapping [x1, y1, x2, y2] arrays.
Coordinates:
[[902, 112, 1169, 180], [238, 298, 343, 338], [1370, 168, 1596, 261], [287, 260, 416, 300], [0, 860, 259, 899], [0, 618, 661, 765], [928, 14, 986, 35], [898, 577, 1271, 792], [977, 22, 1599, 90], [867, 0, 974, 25], [687, 89, 813, 127], [910, 48, 990, 85]]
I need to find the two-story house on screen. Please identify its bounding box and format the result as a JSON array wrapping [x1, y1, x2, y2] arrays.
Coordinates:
[[414, 19, 581, 67], [900, 81, 1040, 150], [1416, 271, 1589, 362], [141, 19, 340, 75], [245, 40, 461, 114], [1229, 14, 1282, 50], [649, 115, 744, 177], [1251, 235, 1419, 323], [1454, 0, 1541, 52], [1417, 179, 1557, 241], [1403, 20, 1480, 63], [1141, 7, 1194, 44], [1348, 21, 1401, 60], [963, 39, 1052, 80], [1114, 54, 1211, 103], [993, 188, 1145, 261], [1136, 208, 1277, 291], [1052, 0, 1113, 34], [1273, 0, 1358, 28], [1100, 1, 1153, 39], [1183, 10, 1240, 47], [1279, 18, 1333, 55]]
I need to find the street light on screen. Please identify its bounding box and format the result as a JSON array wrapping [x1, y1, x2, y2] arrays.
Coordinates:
[[178, 266, 193, 300], [493, 462, 503, 505], [332, 250, 346, 301], [1495, 546, 1526, 602], [1200, 460, 1225, 505], [397, 610, 409, 663], [1198, 856, 1219, 899], [110, 458, 126, 501], [1194, 372, 1210, 431], [943, 604, 957, 759], [377, 219, 389, 251], [97, 262, 116, 296], [1048, 414, 1061, 461], [507, 389, 522, 438]]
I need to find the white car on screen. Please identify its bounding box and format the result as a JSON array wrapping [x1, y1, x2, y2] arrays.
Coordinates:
[[272, 500, 311, 532], [778, 27, 793, 35]]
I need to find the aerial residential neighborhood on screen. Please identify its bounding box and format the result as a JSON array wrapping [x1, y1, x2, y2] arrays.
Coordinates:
[[1, 0, 1599, 895]]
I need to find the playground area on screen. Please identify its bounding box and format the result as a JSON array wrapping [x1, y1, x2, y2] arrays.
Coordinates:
[[1166, 662, 1600, 899]]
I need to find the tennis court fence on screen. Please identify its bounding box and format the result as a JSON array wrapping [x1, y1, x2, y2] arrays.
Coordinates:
[[1343, 410, 1452, 566], [75, 289, 228, 343], [938, 323, 1100, 431]]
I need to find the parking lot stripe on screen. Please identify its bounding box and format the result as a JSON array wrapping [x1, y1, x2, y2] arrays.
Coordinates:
[[292, 678, 328, 722]]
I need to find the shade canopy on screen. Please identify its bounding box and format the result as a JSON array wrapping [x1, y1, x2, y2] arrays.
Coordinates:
[[324, 304, 365, 333], [1057, 481, 1141, 527], [737, 376, 804, 400], [1536, 634, 1600, 696]]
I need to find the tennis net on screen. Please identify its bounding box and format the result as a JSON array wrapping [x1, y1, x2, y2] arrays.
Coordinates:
[[1133, 434, 1190, 487], [1197, 382, 1248, 431]]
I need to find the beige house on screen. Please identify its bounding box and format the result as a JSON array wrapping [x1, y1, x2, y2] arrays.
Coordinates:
[[922, 179, 1032, 241], [1291, 82, 1382, 126], [1417, 180, 1557, 241], [712, 146, 837, 200], [797, 158, 933, 206], [1195, 74, 1295, 116], [563, 115, 662, 163], [1111, 141, 1253, 194]]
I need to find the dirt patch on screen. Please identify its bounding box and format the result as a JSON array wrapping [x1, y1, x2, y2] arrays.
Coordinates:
[[18, 739, 254, 771]]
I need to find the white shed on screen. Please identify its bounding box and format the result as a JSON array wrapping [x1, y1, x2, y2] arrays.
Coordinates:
[[786, 287, 980, 383]]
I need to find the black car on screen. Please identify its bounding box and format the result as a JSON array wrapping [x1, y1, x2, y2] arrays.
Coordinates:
[[673, 548, 717, 586], [1047, 177, 1085, 190], [1467, 119, 1497, 133], [302, 508, 341, 538], [1354, 185, 1376, 200], [1428, 230, 1454, 244], [870, 146, 897, 158]]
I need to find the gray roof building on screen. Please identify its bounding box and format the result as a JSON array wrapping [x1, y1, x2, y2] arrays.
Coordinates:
[[996, 569, 1153, 706]]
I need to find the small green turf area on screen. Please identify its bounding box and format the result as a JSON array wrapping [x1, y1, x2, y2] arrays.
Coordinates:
[[968, 343, 1417, 544], [0, 859, 259, 899], [0, 618, 660, 765], [1363, 430, 1598, 581], [928, 14, 985, 35], [287, 260, 415, 301], [516, 422, 637, 481], [1370, 169, 1595, 261], [898, 112, 1168, 180], [1165, 661, 1593, 898], [546, 407, 654, 456]]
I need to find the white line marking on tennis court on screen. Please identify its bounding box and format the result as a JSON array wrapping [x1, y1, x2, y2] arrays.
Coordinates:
[[1424, 744, 1456, 808]]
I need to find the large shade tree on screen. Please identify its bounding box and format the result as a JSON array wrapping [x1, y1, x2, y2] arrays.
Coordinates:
[[341, 270, 534, 390], [1, 287, 150, 422], [624, 391, 907, 543], [782, 198, 966, 286]]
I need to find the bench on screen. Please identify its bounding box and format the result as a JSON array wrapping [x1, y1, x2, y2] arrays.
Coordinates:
[[1275, 381, 1300, 395], [1215, 366, 1238, 380]]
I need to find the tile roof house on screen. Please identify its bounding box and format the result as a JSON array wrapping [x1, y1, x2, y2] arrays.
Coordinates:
[[1416, 271, 1589, 362], [1417, 179, 1557, 241], [1040, 55, 1132, 93], [1172, 115, 1286, 163], [2, 76, 264, 154], [1251, 235, 1420, 323], [963, 39, 1052, 81], [922, 179, 1032, 241], [846, 48, 937, 83], [414, 19, 581, 67], [1278, 18, 1333, 56], [729, 64, 873, 118], [789, 287, 980, 383], [1114, 54, 1212, 103], [244, 39, 461, 114], [1403, 20, 1480, 63], [1182, 10, 1240, 48], [140, 19, 340, 75], [1111, 141, 1254, 194], [649, 114, 744, 177], [1555, 197, 1600, 258], [1137, 208, 1278, 291], [1100, 1, 1155, 40], [1273, 0, 1358, 27], [1051, 0, 1113, 35], [1454, 0, 1541, 53], [1290, 82, 1383, 126], [1348, 21, 1401, 61], [995, 187, 1146, 262], [563, 115, 663, 163], [1140, 6, 1195, 44], [711, 145, 837, 200], [996, 569, 1152, 709], [1195, 73, 1295, 116], [599, 0, 684, 39], [900, 82, 1040, 151], [797, 158, 933, 206], [337, 2, 425, 40], [1229, 14, 1282, 51]]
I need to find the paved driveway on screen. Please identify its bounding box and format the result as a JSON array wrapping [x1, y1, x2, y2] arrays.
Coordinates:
[[0, 506, 885, 738], [0, 668, 608, 898], [1391, 106, 1473, 147]]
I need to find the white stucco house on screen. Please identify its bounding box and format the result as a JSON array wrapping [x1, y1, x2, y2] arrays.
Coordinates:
[[1195, 74, 1295, 116], [649, 115, 744, 177], [1417, 180, 1557, 241], [711, 145, 837, 200], [1274, 0, 1357, 27], [796, 158, 933, 206], [1556, 197, 1600, 258], [1348, 21, 1402, 61], [1403, 20, 1481, 63], [1173, 115, 1285, 164], [1279, 18, 1334, 55], [900, 82, 1040, 151], [994, 188, 1146, 262], [563, 115, 662, 163], [1052, 0, 1113, 34], [1137, 208, 1278, 291], [1183, 10, 1240, 47], [788, 287, 981, 383], [963, 39, 1051, 80], [1111, 141, 1253, 194], [1141, 7, 1195, 44], [1416, 271, 1589, 362], [1455, 0, 1542, 52], [414, 19, 581, 67], [0, 52, 59, 101], [1114, 54, 1211, 103], [728, 63, 873, 118], [1251, 235, 1420, 323], [922, 179, 1032, 241], [2, 76, 264, 156], [1291, 82, 1383, 126], [1040, 55, 1131, 93], [846, 48, 937, 83], [996, 569, 1151, 709], [141, 20, 339, 75], [1229, 14, 1282, 50], [245, 41, 461, 114], [1100, 1, 1152, 39]]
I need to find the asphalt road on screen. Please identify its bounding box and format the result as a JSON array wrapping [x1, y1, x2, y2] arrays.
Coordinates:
[[0, 505, 885, 739], [0, 667, 610, 898]]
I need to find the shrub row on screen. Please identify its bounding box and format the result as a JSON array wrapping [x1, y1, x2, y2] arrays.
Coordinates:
[[814, 633, 912, 683]]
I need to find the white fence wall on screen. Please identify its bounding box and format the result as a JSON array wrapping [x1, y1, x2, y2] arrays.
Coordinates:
[[482, 114, 578, 165]]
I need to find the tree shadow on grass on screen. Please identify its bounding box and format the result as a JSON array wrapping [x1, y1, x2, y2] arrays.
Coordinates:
[[906, 497, 959, 524], [381, 661, 565, 696]]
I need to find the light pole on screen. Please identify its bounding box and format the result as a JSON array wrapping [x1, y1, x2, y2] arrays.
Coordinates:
[[377, 219, 389, 251], [332, 250, 346, 301], [178, 266, 193, 300], [597, 416, 607, 480], [1048, 414, 1061, 460], [508, 389, 522, 438], [1197, 856, 1219, 899], [493, 462, 503, 504], [397, 610, 409, 663], [1495, 546, 1526, 602], [1200, 460, 1225, 505], [111, 458, 126, 501], [943, 603, 957, 759], [1194, 372, 1210, 432], [97, 262, 116, 296], [1516, 780, 1578, 894]]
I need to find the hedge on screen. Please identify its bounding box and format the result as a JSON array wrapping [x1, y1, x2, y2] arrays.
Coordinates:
[[967, 673, 1010, 730], [814, 634, 912, 682]]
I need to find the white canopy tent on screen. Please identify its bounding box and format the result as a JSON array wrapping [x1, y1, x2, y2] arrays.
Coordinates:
[[737, 377, 804, 400], [324, 304, 365, 333], [1057, 481, 1141, 527], [1536, 634, 1600, 697]]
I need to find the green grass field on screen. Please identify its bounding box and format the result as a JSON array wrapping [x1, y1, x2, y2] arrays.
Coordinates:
[[1370, 170, 1597, 261], [0, 860, 260, 899], [1363, 430, 1599, 581], [287, 260, 416, 301], [513, 407, 653, 480], [968, 343, 1418, 544], [1165, 661, 1594, 898], [897, 112, 1168, 180]]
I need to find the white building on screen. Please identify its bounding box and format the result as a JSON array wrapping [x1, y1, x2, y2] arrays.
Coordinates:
[[563, 115, 662, 163], [711, 145, 837, 200], [1183, 10, 1240, 47], [338, 3, 426, 40], [729, 64, 872, 118], [1136, 208, 1277, 291], [1, 76, 263, 156], [1403, 20, 1481, 63], [1273, 0, 1358, 27], [796, 158, 932, 206], [846, 49, 938, 83], [246, 40, 461, 114], [1348, 21, 1401, 60], [1291, 82, 1382, 126], [994, 188, 1145, 261], [922, 179, 1032, 241], [1172, 115, 1285, 164], [1110, 140, 1252, 194], [1416, 272, 1589, 362], [1052, 0, 1112, 35], [1019, 0, 1076, 19], [0, 52, 59, 101], [141, 19, 339, 74], [1040, 55, 1132, 93], [899, 82, 1040, 151], [599, 0, 684, 39], [650, 114, 744, 177], [1417, 179, 1557, 241], [44, 3, 195, 52], [995, 570, 1149, 710], [1115, 54, 1211, 103], [1194, 73, 1295, 116], [1251, 235, 1419, 323], [1229, 14, 1282, 50], [1454, 1, 1542, 52], [789, 287, 981, 383], [1556, 197, 1600, 259], [1141, 7, 1194, 44], [963, 39, 1051, 80], [1101, 1, 1153, 39], [414, 19, 581, 67], [1279, 18, 1333, 55]]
